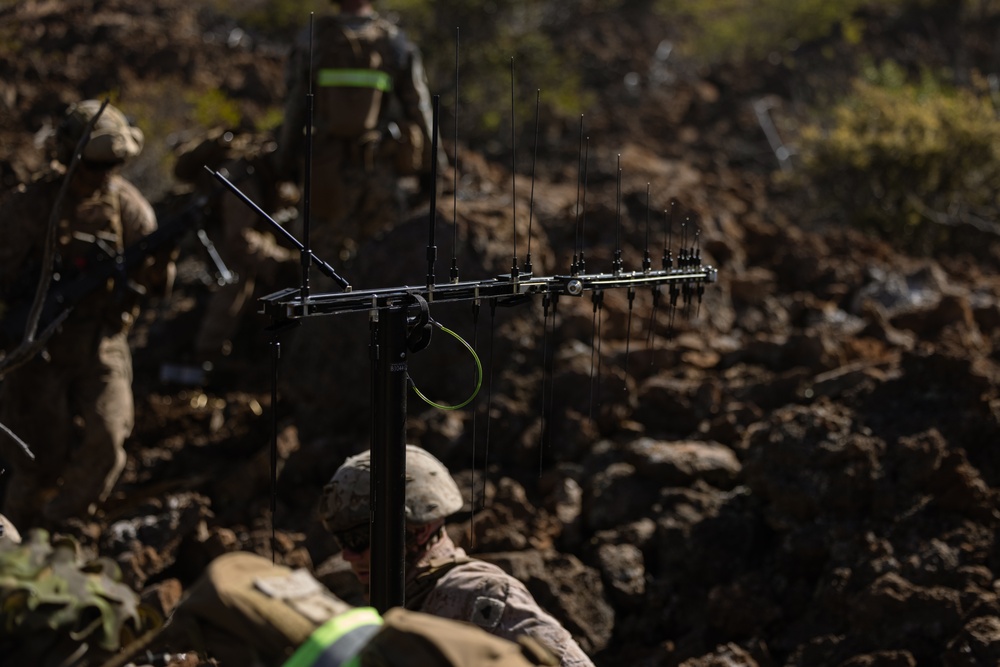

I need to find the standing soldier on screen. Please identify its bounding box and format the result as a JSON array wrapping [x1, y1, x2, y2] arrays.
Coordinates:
[[0, 100, 173, 528], [319, 445, 597, 667], [276, 0, 437, 266], [172, 127, 298, 365]]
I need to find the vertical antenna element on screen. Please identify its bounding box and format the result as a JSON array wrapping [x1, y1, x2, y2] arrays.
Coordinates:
[[642, 183, 652, 272], [612, 156, 623, 275], [695, 226, 705, 317], [588, 290, 604, 423], [450, 27, 460, 283], [426, 95, 441, 292], [509, 57, 519, 280], [571, 115, 583, 275], [648, 203, 674, 357], [469, 297, 480, 544], [680, 216, 689, 267], [269, 333, 281, 564], [578, 137, 589, 274], [538, 292, 551, 474], [663, 200, 675, 271], [623, 285, 635, 392], [524, 89, 540, 276], [481, 299, 499, 506], [667, 213, 685, 333], [301, 13, 316, 302]]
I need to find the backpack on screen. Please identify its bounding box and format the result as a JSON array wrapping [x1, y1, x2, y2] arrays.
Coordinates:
[[312, 15, 401, 140]]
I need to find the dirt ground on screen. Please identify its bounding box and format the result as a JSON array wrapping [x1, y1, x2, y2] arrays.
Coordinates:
[[3, 1, 1000, 666]]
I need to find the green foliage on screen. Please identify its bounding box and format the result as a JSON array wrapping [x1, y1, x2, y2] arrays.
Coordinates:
[[210, 0, 332, 37], [390, 0, 591, 144], [256, 106, 287, 132], [654, 0, 902, 65], [186, 89, 244, 130], [794, 61, 1000, 249]]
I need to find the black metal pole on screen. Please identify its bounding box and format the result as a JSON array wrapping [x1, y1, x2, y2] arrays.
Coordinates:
[[370, 303, 408, 612]]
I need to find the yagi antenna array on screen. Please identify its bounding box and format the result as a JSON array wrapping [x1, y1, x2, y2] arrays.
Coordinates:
[[206, 40, 718, 615]]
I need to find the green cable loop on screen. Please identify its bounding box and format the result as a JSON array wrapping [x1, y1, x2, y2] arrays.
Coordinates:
[[409, 321, 483, 410]]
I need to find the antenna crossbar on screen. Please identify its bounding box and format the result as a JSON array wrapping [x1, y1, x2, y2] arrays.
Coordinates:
[[260, 267, 717, 320]]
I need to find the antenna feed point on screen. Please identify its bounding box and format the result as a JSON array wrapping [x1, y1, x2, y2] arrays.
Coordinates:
[[565, 278, 584, 296]]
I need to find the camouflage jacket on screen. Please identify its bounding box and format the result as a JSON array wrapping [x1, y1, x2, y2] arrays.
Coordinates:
[[405, 533, 595, 667], [276, 11, 435, 176], [0, 169, 162, 359]]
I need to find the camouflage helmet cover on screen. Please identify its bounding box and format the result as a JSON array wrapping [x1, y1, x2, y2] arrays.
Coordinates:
[[57, 100, 144, 165], [319, 445, 464, 532]]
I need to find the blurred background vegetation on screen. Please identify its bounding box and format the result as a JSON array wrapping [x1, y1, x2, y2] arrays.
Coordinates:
[[4, 0, 1000, 249], [197, 0, 1000, 250]]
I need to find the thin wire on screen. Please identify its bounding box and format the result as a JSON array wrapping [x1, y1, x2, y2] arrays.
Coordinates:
[[572, 115, 583, 273], [613, 158, 622, 274], [481, 300, 498, 508], [509, 57, 518, 275], [525, 89, 540, 274], [578, 137, 589, 273], [623, 287, 634, 393], [544, 295, 559, 436], [538, 294, 551, 476], [588, 292, 598, 422], [595, 296, 604, 416], [642, 183, 652, 272], [469, 301, 480, 546], [269, 333, 280, 564], [409, 321, 483, 410], [452, 27, 460, 282]]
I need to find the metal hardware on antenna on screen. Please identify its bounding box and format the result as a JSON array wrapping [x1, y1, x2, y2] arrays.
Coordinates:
[[230, 35, 718, 611]]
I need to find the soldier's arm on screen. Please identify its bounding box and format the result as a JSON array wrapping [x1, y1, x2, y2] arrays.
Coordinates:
[[426, 563, 595, 667], [117, 178, 175, 298], [490, 579, 595, 667], [390, 31, 435, 156]]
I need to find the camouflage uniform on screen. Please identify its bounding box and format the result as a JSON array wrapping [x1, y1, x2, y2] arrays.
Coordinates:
[[172, 128, 297, 359], [320, 446, 595, 667], [156, 550, 557, 667], [277, 8, 436, 265], [0, 101, 167, 527], [406, 532, 595, 667]]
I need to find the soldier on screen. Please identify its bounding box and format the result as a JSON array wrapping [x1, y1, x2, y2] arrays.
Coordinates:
[[320, 445, 596, 667], [0, 100, 173, 528], [276, 0, 437, 266], [156, 550, 559, 667], [172, 127, 298, 364]]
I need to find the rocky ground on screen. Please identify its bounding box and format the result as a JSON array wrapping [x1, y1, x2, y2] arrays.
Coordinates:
[[3, 1, 1000, 666]]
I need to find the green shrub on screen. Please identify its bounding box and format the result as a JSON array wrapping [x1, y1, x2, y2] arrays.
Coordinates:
[[390, 0, 591, 144], [209, 0, 330, 37], [794, 61, 1000, 249], [652, 0, 938, 65], [187, 89, 244, 130]]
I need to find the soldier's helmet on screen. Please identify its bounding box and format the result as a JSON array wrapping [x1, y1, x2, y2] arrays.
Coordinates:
[[319, 445, 464, 533], [56, 100, 144, 166]]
